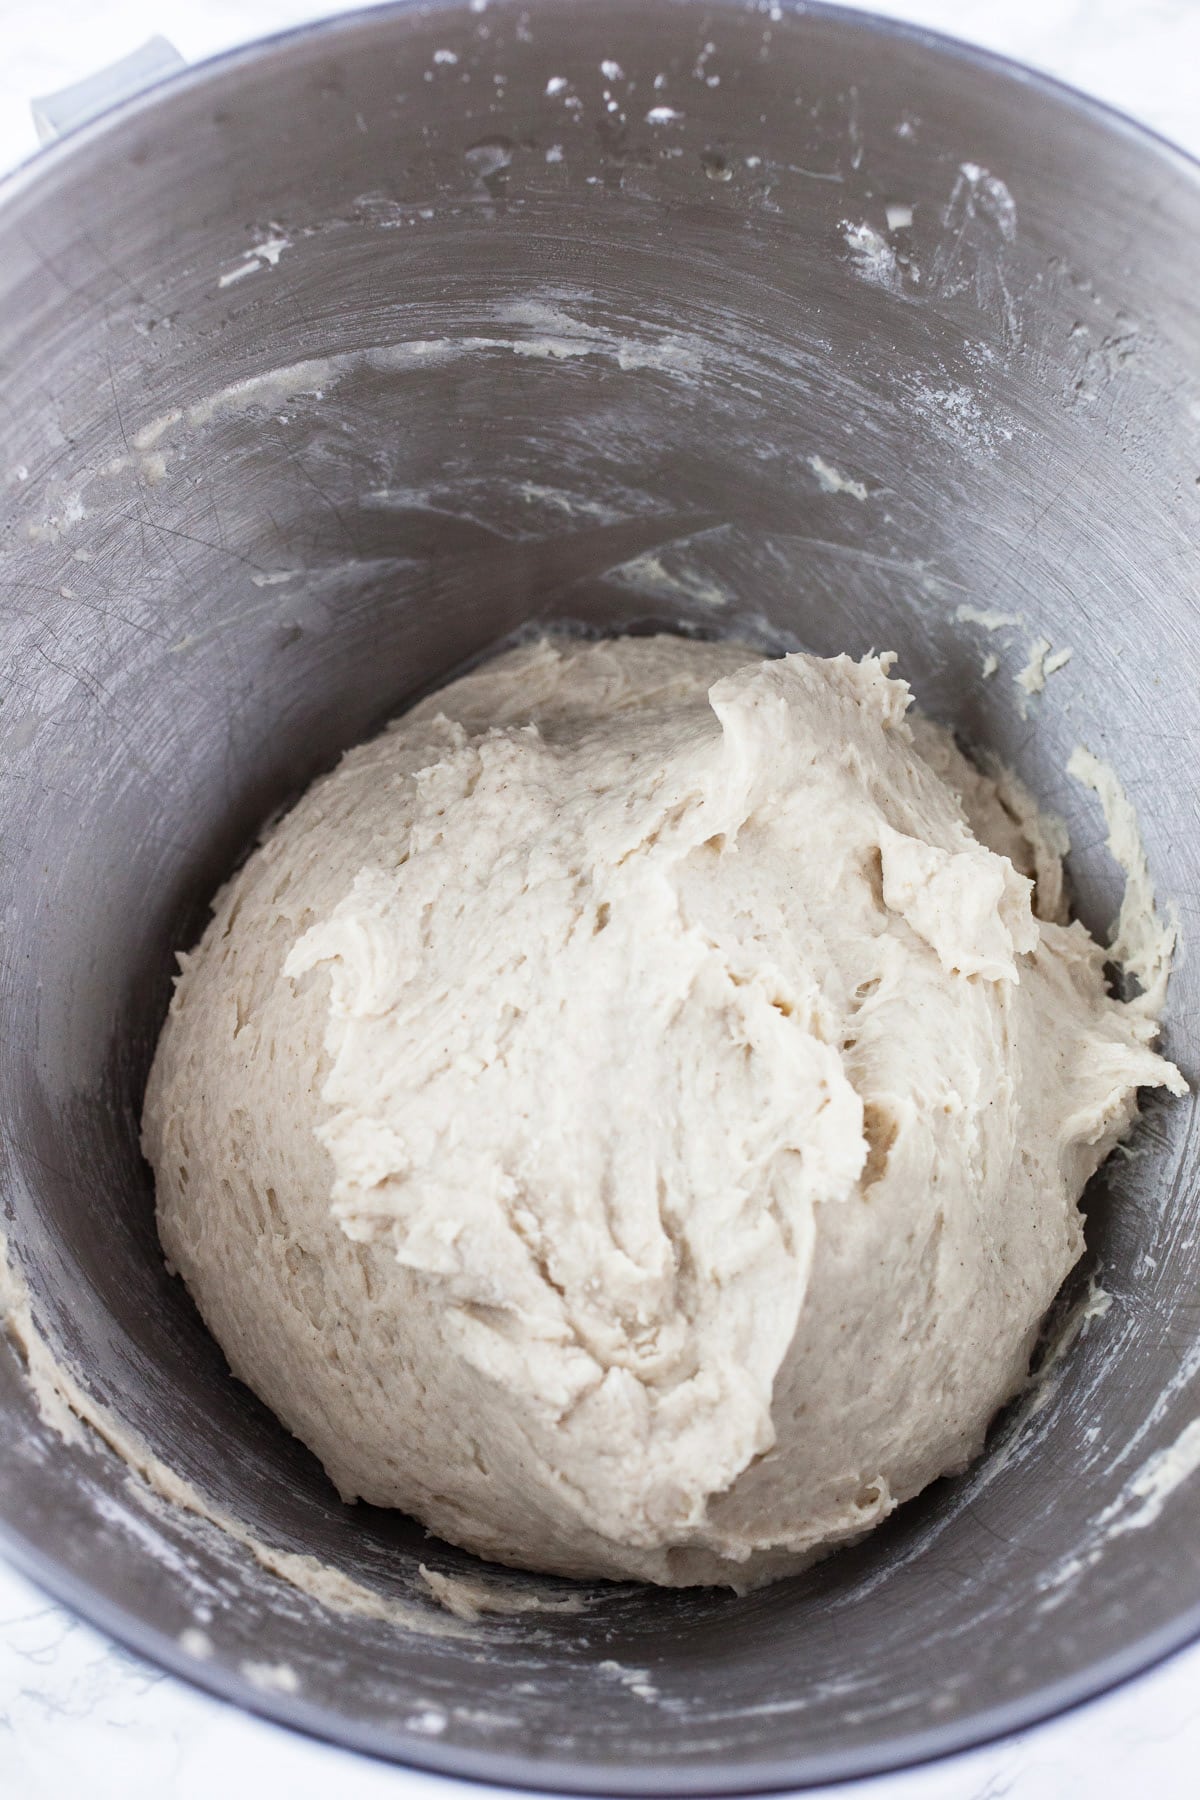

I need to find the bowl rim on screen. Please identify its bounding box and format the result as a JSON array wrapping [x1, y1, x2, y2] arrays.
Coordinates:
[[2, 0, 1199, 1791], [2, 0, 1199, 213], [3, 1502, 1199, 1796]]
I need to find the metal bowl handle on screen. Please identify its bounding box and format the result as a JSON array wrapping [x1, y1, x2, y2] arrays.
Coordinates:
[[31, 37, 185, 143]]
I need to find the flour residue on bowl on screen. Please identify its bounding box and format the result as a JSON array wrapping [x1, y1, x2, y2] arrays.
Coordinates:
[[241, 1657, 300, 1694], [1039, 1414, 1200, 1611], [955, 604, 1021, 632], [931, 163, 1018, 332], [607, 544, 730, 608], [23, 297, 707, 548], [164, 303, 703, 440], [807, 454, 868, 500], [217, 231, 291, 291], [839, 220, 900, 293]]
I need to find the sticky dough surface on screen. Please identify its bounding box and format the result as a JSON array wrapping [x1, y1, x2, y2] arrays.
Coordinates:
[[143, 638, 1183, 1586]]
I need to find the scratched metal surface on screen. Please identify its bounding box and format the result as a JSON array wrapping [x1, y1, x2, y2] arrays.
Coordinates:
[[0, 1, 1198, 1791]]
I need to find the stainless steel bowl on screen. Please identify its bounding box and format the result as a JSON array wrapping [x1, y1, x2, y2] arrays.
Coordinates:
[[1, 2, 1198, 1790]]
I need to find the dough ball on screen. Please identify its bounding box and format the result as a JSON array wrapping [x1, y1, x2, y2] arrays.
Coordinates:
[[142, 637, 1182, 1586]]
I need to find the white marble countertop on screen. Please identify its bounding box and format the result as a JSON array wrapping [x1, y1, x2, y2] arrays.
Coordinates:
[[2, 2, 1199, 1795]]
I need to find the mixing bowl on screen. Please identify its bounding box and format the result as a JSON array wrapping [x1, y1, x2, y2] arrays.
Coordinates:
[[1, 1, 1198, 1790]]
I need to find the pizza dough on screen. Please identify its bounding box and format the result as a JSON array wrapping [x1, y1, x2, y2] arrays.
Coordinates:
[[142, 637, 1184, 1587]]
